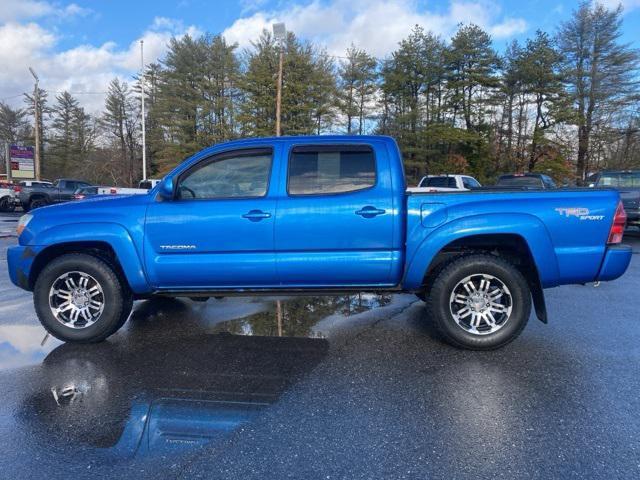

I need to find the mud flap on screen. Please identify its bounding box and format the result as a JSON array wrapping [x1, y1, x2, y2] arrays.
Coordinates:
[[529, 277, 547, 324]]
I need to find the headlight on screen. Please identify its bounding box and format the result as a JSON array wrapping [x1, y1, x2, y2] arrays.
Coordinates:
[[16, 213, 33, 236]]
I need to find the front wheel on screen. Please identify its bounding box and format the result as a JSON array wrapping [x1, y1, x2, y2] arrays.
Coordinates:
[[34, 254, 133, 343], [0, 196, 15, 212], [29, 197, 48, 210], [426, 254, 531, 350]]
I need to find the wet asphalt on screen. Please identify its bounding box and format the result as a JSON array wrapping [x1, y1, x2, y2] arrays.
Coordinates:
[[0, 212, 639, 479]]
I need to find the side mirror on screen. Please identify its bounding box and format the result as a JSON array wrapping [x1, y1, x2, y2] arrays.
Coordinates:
[[158, 177, 175, 199]]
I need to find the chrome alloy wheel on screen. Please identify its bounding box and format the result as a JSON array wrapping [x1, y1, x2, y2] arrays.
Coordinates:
[[449, 273, 513, 335], [48, 271, 105, 329]]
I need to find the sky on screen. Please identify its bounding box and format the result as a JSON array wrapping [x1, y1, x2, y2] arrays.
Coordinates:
[[1, 0, 639, 113]]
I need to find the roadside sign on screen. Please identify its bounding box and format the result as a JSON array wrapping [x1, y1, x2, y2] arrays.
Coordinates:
[[9, 145, 35, 179]]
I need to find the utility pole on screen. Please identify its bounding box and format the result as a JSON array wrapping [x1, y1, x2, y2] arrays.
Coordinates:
[[140, 40, 147, 181], [273, 23, 286, 137], [28, 67, 41, 180]]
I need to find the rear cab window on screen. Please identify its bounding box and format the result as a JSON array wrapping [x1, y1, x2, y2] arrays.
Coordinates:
[[420, 176, 457, 188], [497, 176, 543, 188], [597, 172, 640, 187], [287, 145, 376, 195]]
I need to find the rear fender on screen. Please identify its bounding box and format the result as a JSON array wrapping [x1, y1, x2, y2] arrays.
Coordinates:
[[403, 213, 560, 290], [29, 223, 150, 294]]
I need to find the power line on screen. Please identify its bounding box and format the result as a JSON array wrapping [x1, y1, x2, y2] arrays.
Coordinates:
[[1, 90, 108, 102]]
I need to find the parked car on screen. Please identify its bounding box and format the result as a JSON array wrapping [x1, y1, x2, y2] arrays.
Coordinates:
[[8, 135, 631, 350], [97, 186, 150, 195], [0, 184, 16, 212], [496, 173, 557, 189], [18, 178, 92, 211], [138, 179, 162, 190], [72, 186, 99, 200], [588, 170, 640, 228], [408, 174, 482, 192]]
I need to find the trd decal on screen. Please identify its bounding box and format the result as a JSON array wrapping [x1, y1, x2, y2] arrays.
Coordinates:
[[555, 208, 604, 221]]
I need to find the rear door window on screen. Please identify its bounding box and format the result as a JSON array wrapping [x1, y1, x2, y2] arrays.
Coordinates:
[[288, 146, 376, 195]]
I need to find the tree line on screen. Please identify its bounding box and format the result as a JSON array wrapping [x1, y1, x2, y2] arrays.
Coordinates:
[[0, 2, 638, 186]]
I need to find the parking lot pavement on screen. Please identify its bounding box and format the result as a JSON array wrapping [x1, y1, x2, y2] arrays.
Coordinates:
[[0, 223, 639, 479]]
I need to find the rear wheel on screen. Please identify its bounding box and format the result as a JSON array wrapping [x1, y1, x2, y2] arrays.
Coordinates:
[[426, 254, 531, 350], [34, 254, 133, 343]]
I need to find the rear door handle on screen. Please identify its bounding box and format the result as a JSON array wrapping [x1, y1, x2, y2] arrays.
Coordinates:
[[355, 206, 386, 218], [242, 210, 271, 221]]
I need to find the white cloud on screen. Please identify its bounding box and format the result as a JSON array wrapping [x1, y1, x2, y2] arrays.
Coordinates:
[[599, 0, 640, 12], [1, 0, 528, 114], [0, 15, 199, 113], [0, 0, 90, 22], [222, 0, 528, 57]]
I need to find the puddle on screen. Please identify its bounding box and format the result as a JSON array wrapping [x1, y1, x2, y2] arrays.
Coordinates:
[[0, 325, 62, 370], [4, 293, 391, 464], [208, 294, 392, 338]]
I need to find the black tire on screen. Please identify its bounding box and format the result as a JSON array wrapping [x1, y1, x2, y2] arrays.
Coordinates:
[[415, 291, 427, 302], [29, 197, 48, 210], [0, 196, 15, 212], [426, 254, 531, 350], [34, 253, 133, 343]]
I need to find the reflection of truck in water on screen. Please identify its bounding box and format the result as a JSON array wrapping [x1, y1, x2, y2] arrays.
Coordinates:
[[8, 135, 633, 350], [22, 298, 331, 458]]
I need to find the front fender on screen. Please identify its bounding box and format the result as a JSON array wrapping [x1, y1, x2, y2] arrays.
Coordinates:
[[403, 213, 560, 290], [28, 222, 151, 294]]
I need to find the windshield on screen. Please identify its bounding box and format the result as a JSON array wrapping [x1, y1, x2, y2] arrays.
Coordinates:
[[497, 176, 542, 187], [597, 172, 640, 187]]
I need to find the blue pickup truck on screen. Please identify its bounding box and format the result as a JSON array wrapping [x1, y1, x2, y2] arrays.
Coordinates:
[[7, 136, 632, 349]]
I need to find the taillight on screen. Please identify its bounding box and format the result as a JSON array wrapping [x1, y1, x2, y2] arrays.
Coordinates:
[[607, 200, 627, 244], [13, 185, 21, 193]]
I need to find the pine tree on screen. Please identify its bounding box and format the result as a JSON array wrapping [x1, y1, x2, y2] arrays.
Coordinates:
[[49, 92, 80, 176], [558, 2, 640, 183], [239, 30, 336, 137], [519, 30, 566, 170], [337, 46, 378, 134], [446, 24, 499, 131], [102, 79, 139, 185]]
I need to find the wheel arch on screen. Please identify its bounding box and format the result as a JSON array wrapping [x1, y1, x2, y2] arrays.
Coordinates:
[[27, 223, 151, 294], [404, 214, 557, 323]]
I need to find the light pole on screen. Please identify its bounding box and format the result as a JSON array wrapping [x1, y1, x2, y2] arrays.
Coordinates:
[[28, 67, 41, 180], [273, 22, 286, 137], [140, 40, 147, 181]]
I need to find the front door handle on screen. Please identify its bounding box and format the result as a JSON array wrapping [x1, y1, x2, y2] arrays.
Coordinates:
[[355, 206, 386, 218], [242, 210, 271, 222]]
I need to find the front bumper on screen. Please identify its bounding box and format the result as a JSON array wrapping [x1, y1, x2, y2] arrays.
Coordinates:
[[7, 244, 43, 291], [596, 244, 633, 282]]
